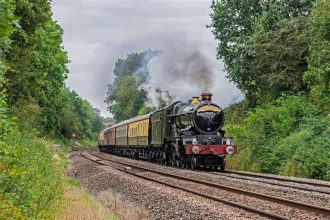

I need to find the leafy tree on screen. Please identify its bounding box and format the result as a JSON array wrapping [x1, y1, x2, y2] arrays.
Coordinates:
[[0, 0, 103, 140], [242, 16, 310, 103], [3, 0, 68, 135], [57, 89, 105, 139], [0, 1, 105, 218], [107, 75, 148, 122], [211, 0, 330, 180], [0, 0, 16, 137], [106, 50, 161, 121], [210, 0, 315, 105], [0, 0, 15, 92], [113, 49, 161, 85], [0, 2, 69, 218], [210, 0, 264, 105], [304, 0, 330, 110], [92, 107, 105, 133], [0, 0, 15, 35]]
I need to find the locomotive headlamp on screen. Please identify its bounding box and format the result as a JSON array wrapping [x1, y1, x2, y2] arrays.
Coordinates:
[[226, 146, 234, 155], [192, 137, 198, 145], [192, 145, 200, 154], [226, 138, 231, 145]]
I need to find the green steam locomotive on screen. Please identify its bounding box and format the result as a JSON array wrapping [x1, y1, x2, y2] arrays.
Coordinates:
[[98, 92, 237, 171]]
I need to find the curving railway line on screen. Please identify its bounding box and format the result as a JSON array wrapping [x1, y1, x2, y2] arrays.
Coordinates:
[[223, 170, 330, 188], [209, 171, 330, 195], [81, 150, 330, 220]]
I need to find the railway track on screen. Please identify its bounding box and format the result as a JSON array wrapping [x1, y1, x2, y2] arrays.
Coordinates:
[[80, 150, 330, 220], [225, 170, 330, 188], [208, 171, 330, 195]]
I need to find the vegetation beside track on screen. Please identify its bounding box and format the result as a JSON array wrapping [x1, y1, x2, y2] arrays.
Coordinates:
[[0, 118, 109, 219], [211, 0, 330, 180], [0, 0, 105, 219], [0, 116, 99, 219], [225, 96, 330, 180], [56, 179, 117, 220], [0, 129, 63, 219]]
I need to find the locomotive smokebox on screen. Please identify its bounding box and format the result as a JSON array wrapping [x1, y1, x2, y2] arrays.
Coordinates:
[[201, 92, 212, 101]]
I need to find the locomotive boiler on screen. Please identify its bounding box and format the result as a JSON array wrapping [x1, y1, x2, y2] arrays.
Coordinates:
[[98, 92, 237, 171]]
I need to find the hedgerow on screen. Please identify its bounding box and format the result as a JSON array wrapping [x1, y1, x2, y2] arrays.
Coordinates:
[[226, 95, 330, 180], [0, 125, 64, 219]]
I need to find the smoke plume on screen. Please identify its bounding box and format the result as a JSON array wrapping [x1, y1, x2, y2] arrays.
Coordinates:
[[166, 50, 213, 91], [148, 40, 215, 102]]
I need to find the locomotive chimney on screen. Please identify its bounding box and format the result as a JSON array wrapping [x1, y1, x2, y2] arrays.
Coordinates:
[[201, 92, 212, 101], [191, 96, 200, 104]]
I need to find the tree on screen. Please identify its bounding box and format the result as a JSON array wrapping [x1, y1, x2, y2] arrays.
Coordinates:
[[0, 0, 16, 99], [304, 0, 330, 110], [3, 0, 68, 134], [210, 0, 264, 105], [210, 0, 315, 105], [0, 0, 16, 136], [242, 16, 310, 103], [106, 75, 148, 122], [57, 88, 105, 139], [113, 49, 161, 85], [105, 50, 160, 121], [92, 108, 105, 133]]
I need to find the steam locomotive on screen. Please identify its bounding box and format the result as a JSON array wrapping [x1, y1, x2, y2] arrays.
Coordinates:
[[98, 92, 237, 171]]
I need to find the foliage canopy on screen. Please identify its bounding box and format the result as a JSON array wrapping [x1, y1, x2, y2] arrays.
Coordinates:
[[0, 0, 105, 218], [210, 0, 314, 105], [212, 0, 330, 179], [304, 0, 330, 109], [105, 49, 173, 122]]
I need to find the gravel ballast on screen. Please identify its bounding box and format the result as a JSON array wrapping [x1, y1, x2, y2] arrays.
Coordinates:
[[68, 151, 268, 219], [91, 150, 330, 210]]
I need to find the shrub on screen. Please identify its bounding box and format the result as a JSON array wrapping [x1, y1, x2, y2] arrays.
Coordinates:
[[0, 130, 64, 219], [10, 98, 44, 133], [226, 95, 330, 180]]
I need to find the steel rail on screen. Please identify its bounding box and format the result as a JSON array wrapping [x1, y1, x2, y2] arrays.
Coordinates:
[[84, 150, 330, 217], [209, 172, 330, 195], [80, 151, 287, 220], [225, 170, 330, 188]]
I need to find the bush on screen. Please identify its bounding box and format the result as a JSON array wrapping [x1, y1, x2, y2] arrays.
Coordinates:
[[226, 95, 330, 180], [10, 98, 44, 133], [0, 129, 64, 219]]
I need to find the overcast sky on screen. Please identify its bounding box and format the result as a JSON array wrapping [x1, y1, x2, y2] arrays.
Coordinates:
[[52, 0, 242, 117]]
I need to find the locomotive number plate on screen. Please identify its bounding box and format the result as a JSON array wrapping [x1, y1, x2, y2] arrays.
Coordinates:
[[197, 105, 221, 113]]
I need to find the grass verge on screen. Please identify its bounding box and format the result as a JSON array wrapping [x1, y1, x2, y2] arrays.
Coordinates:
[[98, 190, 149, 220], [56, 179, 117, 220]]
